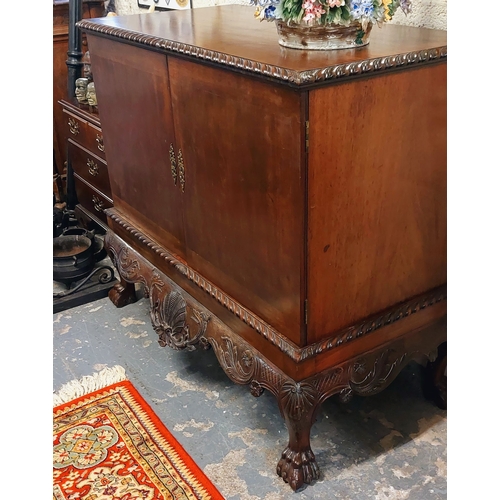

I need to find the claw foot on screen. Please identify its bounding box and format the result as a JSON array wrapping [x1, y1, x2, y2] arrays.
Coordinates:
[[276, 446, 320, 490]]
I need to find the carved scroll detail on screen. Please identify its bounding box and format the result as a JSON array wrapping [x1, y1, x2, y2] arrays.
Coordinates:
[[113, 246, 141, 282], [210, 336, 255, 384], [347, 349, 408, 399]]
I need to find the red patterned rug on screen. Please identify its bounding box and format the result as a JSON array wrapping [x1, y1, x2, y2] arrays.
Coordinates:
[[53, 367, 224, 500]]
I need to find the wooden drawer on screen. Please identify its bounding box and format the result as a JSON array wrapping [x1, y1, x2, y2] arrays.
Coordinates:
[[63, 108, 106, 158], [74, 173, 113, 225], [69, 139, 111, 198]]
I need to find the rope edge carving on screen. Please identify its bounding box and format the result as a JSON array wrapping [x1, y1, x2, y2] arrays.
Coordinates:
[[76, 20, 447, 86]]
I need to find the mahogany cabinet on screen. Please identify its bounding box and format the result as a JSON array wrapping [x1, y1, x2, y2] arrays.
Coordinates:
[[78, 5, 447, 491]]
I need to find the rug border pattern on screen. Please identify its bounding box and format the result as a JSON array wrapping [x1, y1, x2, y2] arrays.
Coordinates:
[[54, 378, 224, 500]]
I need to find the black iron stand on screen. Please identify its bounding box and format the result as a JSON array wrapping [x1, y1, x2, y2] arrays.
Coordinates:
[[53, 264, 118, 314]]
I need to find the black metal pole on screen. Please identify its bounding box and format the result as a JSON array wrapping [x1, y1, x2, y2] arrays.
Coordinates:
[[66, 0, 83, 100]]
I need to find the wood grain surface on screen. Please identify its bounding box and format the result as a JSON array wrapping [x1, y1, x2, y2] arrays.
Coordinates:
[[307, 63, 447, 342]]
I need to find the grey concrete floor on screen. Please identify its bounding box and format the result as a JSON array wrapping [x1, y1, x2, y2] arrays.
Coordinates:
[[53, 287, 447, 499]]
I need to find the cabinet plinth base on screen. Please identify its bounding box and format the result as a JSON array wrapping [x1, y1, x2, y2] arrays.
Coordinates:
[[105, 230, 446, 491]]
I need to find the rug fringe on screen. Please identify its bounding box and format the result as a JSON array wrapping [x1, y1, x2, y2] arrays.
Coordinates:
[[53, 365, 127, 407]]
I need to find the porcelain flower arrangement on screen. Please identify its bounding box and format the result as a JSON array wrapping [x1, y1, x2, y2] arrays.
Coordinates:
[[252, 0, 412, 30]]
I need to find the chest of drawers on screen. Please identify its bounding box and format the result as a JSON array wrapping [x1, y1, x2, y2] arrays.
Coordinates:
[[78, 6, 447, 491], [59, 100, 113, 229]]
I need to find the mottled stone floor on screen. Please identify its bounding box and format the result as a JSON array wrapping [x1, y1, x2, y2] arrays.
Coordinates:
[[53, 290, 447, 499]]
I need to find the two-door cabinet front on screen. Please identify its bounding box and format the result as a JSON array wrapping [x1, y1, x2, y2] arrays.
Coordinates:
[[79, 5, 447, 491]]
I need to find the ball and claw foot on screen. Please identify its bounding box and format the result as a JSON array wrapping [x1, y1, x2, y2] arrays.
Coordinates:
[[276, 447, 320, 491]]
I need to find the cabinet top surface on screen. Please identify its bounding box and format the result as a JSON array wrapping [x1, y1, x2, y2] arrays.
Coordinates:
[[78, 5, 446, 86]]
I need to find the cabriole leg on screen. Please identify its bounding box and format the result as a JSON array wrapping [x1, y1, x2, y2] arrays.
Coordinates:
[[277, 387, 321, 490]]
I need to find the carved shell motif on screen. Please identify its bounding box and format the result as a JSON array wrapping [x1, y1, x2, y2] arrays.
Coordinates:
[[150, 290, 188, 350], [280, 381, 317, 421], [150, 289, 211, 351]]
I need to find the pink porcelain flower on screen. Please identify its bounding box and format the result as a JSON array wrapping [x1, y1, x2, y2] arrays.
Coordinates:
[[302, 0, 326, 22]]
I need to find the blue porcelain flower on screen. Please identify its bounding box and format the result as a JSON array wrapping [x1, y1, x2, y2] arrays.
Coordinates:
[[349, 0, 375, 20], [264, 5, 277, 19]]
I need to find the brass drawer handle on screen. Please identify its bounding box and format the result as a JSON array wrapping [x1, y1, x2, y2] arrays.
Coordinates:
[[92, 195, 104, 212], [87, 158, 99, 176], [178, 149, 185, 193], [68, 117, 80, 136], [96, 134, 105, 153], [169, 143, 177, 185]]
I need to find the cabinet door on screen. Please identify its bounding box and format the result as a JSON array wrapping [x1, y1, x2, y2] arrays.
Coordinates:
[[88, 36, 185, 258], [168, 57, 305, 344]]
